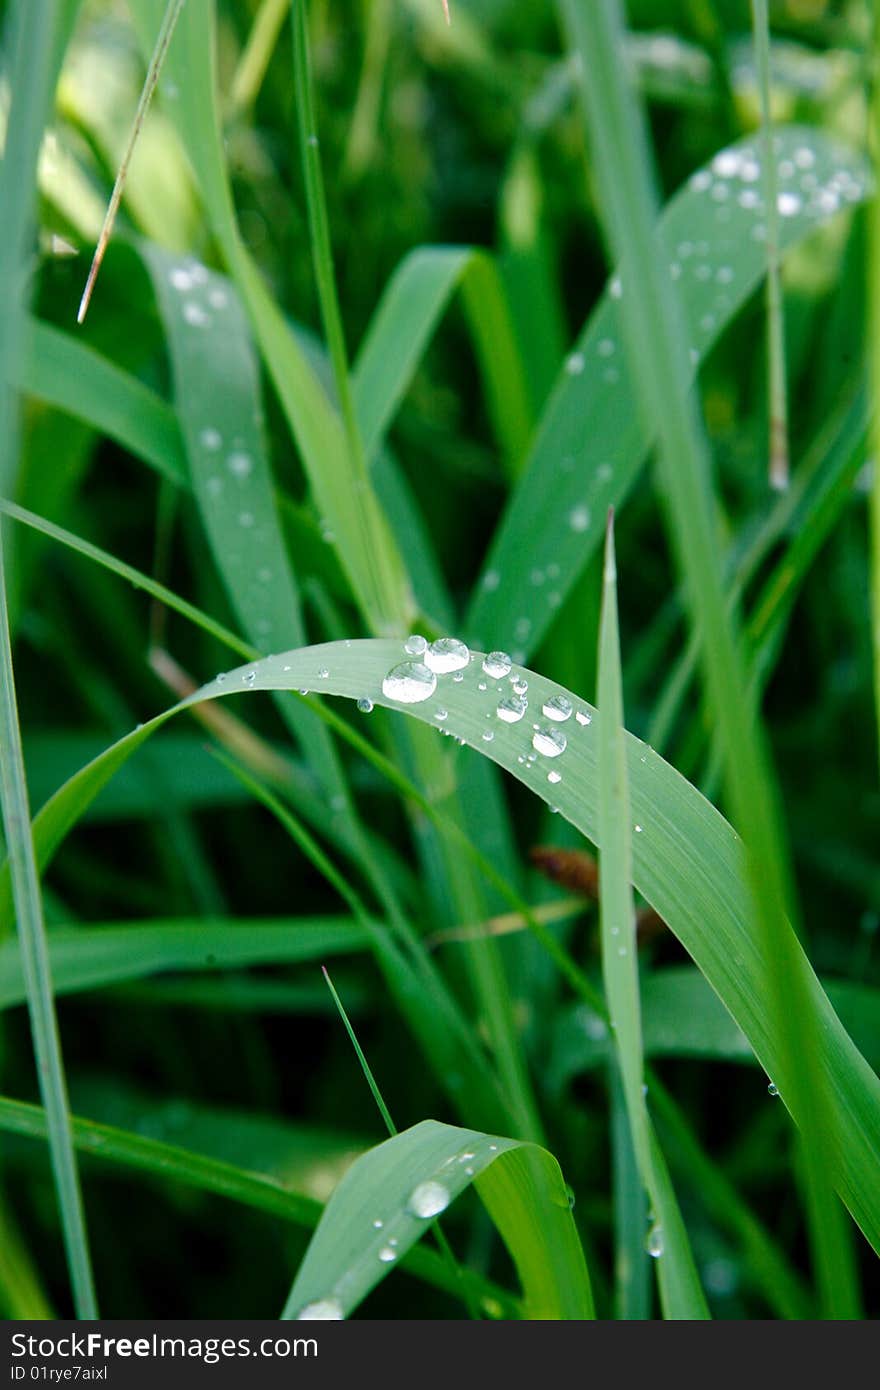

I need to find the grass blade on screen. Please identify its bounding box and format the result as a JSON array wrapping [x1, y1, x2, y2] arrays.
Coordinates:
[[597, 514, 707, 1317], [466, 126, 869, 661], [3, 638, 878, 1255], [751, 0, 790, 491], [281, 1119, 593, 1320], [559, 0, 860, 1316], [0, 0, 97, 1318]]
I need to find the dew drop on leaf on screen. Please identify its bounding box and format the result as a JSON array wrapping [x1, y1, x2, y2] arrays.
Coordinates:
[[408, 1181, 451, 1219], [381, 661, 437, 703]]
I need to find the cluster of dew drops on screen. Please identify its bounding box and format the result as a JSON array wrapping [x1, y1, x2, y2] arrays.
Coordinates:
[[362, 634, 593, 792], [295, 1153, 495, 1321]]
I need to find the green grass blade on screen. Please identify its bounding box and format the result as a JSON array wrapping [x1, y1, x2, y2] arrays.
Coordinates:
[[126, 0, 413, 635], [18, 318, 186, 486], [466, 126, 869, 660], [0, 918, 368, 1011], [0, 1095, 516, 1314], [281, 1119, 593, 1320], [4, 638, 878, 1254], [0, 0, 98, 1318], [751, 0, 790, 491], [230, 0, 290, 115], [353, 246, 532, 474], [597, 515, 707, 1317]]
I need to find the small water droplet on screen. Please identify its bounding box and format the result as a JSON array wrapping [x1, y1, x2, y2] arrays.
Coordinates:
[[208, 287, 228, 310], [532, 727, 566, 758], [497, 696, 527, 723], [372, 1218, 383, 1229], [242, 669, 257, 685], [511, 677, 528, 696], [482, 569, 500, 591], [382, 661, 437, 704], [434, 707, 448, 722], [575, 710, 592, 726], [408, 1181, 450, 1219], [597, 337, 615, 357], [199, 427, 222, 451], [569, 504, 590, 533], [169, 266, 193, 291], [547, 770, 562, 784], [378, 1246, 397, 1263], [228, 452, 253, 478], [404, 634, 427, 656], [777, 191, 801, 217], [183, 301, 209, 327], [482, 730, 495, 743], [634, 824, 643, 834], [424, 637, 470, 673], [645, 1225, 664, 1259], [767, 1081, 779, 1097], [317, 667, 329, 679], [297, 1298, 343, 1320], [565, 351, 585, 375], [542, 695, 572, 723], [357, 697, 374, 713]]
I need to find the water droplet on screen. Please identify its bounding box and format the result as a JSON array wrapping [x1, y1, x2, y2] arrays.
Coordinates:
[[645, 1224, 664, 1258], [424, 637, 470, 673], [208, 287, 228, 310], [542, 694, 572, 722], [777, 191, 801, 217], [228, 452, 253, 478], [482, 730, 495, 743], [183, 301, 209, 327], [357, 697, 374, 713], [434, 707, 448, 722], [199, 427, 222, 451], [404, 634, 427, 656], [482, 569, 500, 591], [565, 351, 585, 375], [242, 669, 257, 685], [372, 1218, 383, 1228], [511, 677, 528, 696], [569, 504, 590, 533], [532, 727, 567, 758], [597, 337, 615, 357], [297, 1298, 343, 1320], [408, 1181, 450, 1219], [382, 661, 437, 704], [317, 667, 329, 679], [634, 824, 643, 834], [610, 276, 622, 298], [497, 696, 527, 723], [215, 672, 227, 684], [767, 1081, 779, 1097], [378, 1246, 397, 1263], [239, 511, 255, 528], [547, 770, 562, 784], [575, 710, 592, 726], [169, 266, 193, 291], [690, 169, 712, 192]]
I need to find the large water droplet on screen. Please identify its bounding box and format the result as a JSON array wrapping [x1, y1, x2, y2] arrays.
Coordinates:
[[532, 727, 567, 758], [408, 1181, 451, 1219], [425, 637, 470, 673], [482, 651, 512, 679], [497, 696, 527, 723], [199, 427, 222, 451], [297, 1298, 343, 1320], [542, 695, 572, 723], [382, 661, 437, 704], [645, 1225, 664, 1259]]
